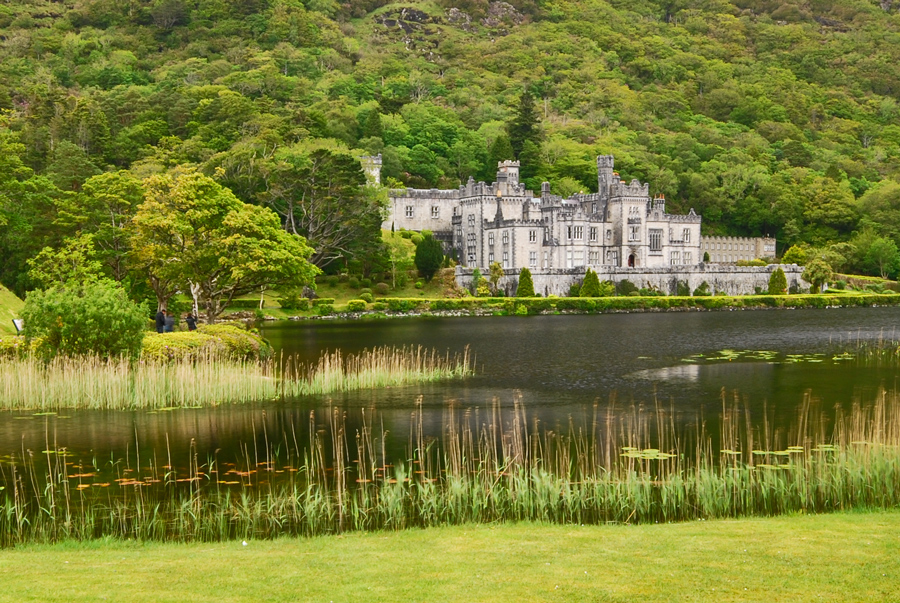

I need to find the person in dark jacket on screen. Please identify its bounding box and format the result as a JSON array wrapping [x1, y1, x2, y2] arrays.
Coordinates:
[[163, 311, 175, 333], [184, 313, 197, 331], [155, 309, 165, 333]]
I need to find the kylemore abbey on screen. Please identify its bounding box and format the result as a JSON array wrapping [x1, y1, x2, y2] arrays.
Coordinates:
[[379, 155, 800, 296]]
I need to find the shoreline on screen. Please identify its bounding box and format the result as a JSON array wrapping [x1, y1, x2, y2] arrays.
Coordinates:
[[249, 292, 900, 322]]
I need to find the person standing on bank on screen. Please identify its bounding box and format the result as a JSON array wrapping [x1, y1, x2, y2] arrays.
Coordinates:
[[155, 309, 165, 333], [163, 310, 175, 333], [185, 313, 197, 331]]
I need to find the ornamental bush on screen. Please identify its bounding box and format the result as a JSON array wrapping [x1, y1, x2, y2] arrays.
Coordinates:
[[358, 292, 374, 303], [768, 268, 788, 295], [347, 300, 367, 311], [516, 267, 535, 297], [580, 268, 601, 297], [22, 280, 147, 359]]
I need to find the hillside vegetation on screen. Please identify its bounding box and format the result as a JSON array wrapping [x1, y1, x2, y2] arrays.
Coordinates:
[[4, 0, 900, 293]]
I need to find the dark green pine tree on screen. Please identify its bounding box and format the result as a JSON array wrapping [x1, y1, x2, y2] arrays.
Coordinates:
[[414, 233, 444, 281], [362, 110, 383, 139], [484, 133, 515, 180], [518, 139, 544, 188], [516, 267, 535, 297], [507, 89, 541, 159], [580, 268, 601, 297]]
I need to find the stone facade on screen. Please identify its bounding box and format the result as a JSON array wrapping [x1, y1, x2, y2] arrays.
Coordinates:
[[384, 156, 702, 271], [455, 264, 808, 298], [700, 236, 777, 264]]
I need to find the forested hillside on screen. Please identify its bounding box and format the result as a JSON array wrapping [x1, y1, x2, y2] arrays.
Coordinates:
[[4, 0, 900, 295]]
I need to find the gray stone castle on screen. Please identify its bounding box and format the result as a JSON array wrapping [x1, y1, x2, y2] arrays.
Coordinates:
[[385, 156, 702, 271], [383, 155, 801, 295]]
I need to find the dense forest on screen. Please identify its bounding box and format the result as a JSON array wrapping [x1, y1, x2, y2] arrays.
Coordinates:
[[4, 0, 900, 297]]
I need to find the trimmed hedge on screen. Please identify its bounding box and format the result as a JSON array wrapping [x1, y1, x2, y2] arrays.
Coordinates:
[[312, 298, 336, 307], [228, 299, 264, 309], [347, 300, 367, 312]]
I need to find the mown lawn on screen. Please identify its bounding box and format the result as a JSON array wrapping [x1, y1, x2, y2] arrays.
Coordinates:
[[2, 511, 898, 602], [0, 284, 24, 336]]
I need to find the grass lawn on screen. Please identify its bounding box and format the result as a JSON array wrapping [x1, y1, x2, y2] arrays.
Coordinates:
[[0, 284, 24, 336], [2, 511, 898, 602]]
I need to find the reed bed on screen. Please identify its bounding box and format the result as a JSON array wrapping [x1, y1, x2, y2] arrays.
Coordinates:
[[0, 345, 473, 410], [3, 389, 900, 545]]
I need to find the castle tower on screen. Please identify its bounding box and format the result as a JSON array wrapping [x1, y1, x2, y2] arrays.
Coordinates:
[[496, 160, 520, 194], [360, 154, 382, 185], [597, 155, 614, 202]]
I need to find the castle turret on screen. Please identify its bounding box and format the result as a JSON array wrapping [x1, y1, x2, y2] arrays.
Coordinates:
[[496, 160, 520, 195], [597, 155, 614, 202], [360, 154, 382, 185]]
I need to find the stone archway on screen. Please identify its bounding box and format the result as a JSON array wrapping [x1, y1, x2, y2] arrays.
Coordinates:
[[628, 254, 635, 267]]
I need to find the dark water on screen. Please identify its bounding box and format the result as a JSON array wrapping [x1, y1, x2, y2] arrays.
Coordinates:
[[3, 307, 900, 479]]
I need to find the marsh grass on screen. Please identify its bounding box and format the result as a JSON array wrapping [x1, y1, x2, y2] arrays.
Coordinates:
[[0, 345, 472, 411], [3, 387, 900, 545]]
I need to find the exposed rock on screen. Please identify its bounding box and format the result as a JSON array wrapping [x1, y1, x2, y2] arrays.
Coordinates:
[[446, 7, 477, 32], [480, 1, 525, 28], [881, 0, 893, 12]]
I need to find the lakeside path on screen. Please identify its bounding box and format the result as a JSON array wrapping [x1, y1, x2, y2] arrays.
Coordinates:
[[2, 511, 897, 602]]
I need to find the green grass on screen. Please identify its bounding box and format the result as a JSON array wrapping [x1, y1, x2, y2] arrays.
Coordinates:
[[1, 512, 897, 602], [0, 284, 24, 336]]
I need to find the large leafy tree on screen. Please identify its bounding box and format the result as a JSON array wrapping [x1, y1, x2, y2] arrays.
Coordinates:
[[262, 148, 384, 268], [55, 171, 145, 282], [130, 170, 318, 321]]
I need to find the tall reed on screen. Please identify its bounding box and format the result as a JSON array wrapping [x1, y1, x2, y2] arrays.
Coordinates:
[[0, 345, 473, 411], [3, 389, 900, 545]]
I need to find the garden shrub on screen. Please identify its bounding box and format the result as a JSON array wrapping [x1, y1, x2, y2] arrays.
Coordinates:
[[0, 335, 29, 359], [360, 288, 373, 296], [598, 280, 616, 297], [415, 281, 424, 289], [22, 280, 147, 359], [768, 268, 788, 295], [580, 269, 601, 297], [316, 304, 334, 316], [568, 283, 582, 297], [374, 282, 390, 295], [277, 290, 305, 310], [348, 277, 360, 289], [358, 292, 374, 303], [312, 298, 335, 306], [516, 267, 535, 297], [347, 300, 367, 312], [676, 280, 691, 296], [361, 278, 372, 288], [195, 323, 272, 360], [228, 299, 264, 309], [693, 281, 711, 296], [371, 302, 386, 311], [325, 275, 339, 286], [617, 280, 638, 296], [142, 331, 228, 362]]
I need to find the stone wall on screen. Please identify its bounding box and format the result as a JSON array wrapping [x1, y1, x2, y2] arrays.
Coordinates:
[[456, 264, 808, 297]]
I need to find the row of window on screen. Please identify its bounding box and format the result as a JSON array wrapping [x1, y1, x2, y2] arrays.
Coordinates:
[[704, 241, 753, 252]]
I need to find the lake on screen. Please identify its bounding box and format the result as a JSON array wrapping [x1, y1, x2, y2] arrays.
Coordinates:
[[2, 307, 899, 482]]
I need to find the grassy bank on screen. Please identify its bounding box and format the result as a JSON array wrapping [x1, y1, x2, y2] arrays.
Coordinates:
[[0, 346, 472, 411], [0, 284, 24, 337], [1, 512, 897, 602]]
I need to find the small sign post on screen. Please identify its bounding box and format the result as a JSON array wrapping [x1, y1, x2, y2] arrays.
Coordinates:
[[12, 319, 24, 334]]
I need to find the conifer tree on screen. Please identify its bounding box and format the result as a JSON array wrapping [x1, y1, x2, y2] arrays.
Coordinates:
[[580, 268, 601, 297], [516, 267, 535, 297], [768, 268, 788, 295], [414, 233, 444, 282], [507, 89, 541, 158], [485, 134, 514, 179]]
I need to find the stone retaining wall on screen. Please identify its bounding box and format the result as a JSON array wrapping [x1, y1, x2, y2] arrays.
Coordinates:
[[455, 264, 809, 297]]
